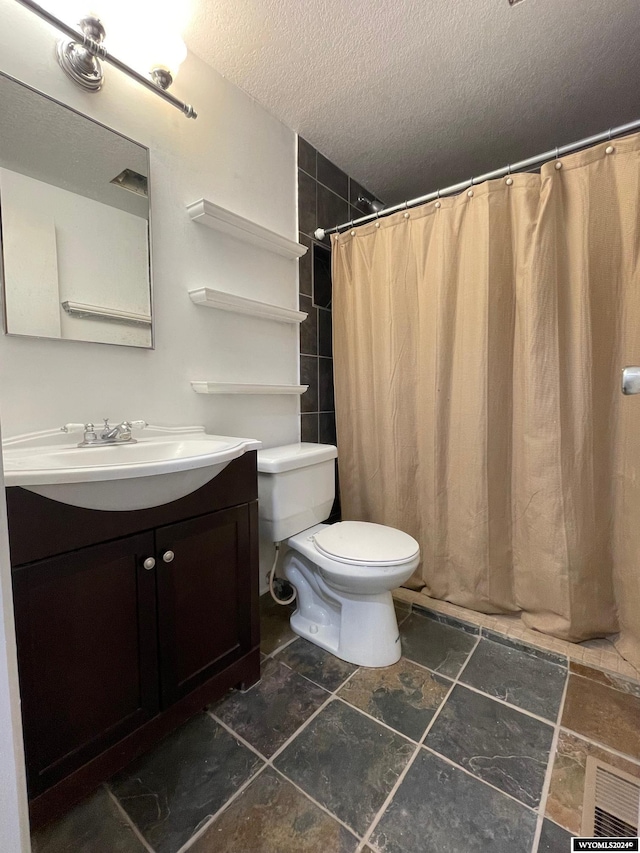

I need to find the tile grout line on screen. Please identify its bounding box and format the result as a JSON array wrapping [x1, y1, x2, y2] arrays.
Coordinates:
[[266, 649, 361, 697], [175, 763, 270, 853], [119, 705, 274, 853], [195, 666, 386, 849], [331, 694, 420, 747], [270, 765, 363, 843], [529, 664, 571, 851], [264, 633, 300, 660], [104, 783, 156, 853], [209, 682, 368, 845], [453, 678, 560, 726], [178, 675, 353, 853], [402, 645, 560, 727], [407, 599, 640, 682], [556, 725, 640, 768], [207, 711, 270, 763], [569, 667, 640, 691], [356, 634, 482, 852], [420, 743, 539, 815]]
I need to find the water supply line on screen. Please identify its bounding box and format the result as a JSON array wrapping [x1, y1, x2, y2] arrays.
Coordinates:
[[268, 542, 296, 605]]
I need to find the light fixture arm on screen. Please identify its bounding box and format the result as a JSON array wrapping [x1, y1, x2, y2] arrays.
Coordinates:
[[15, 0, 198, 118]]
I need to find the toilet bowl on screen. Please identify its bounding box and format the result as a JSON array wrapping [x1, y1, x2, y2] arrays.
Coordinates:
[[257, 444, 420, 667]]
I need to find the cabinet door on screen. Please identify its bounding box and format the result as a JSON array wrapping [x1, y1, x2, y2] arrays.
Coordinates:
[[12, 533, 159, 796], [156, 505, 253, 706]]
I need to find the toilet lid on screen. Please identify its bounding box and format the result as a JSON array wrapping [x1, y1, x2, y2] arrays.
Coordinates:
[[313, 521, 419, 567]]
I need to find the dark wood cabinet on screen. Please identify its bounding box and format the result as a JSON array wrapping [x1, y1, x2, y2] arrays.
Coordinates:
[[7, 452, 260, 828], [12, 533, 160, 797], [156, 506, 251, 706]]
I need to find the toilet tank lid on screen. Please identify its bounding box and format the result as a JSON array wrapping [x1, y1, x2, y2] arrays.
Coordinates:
[[257, 443, 337, 473]]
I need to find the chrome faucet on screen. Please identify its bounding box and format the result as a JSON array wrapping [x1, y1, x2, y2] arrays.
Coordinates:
[[60, 419, 147, 447], [99, 419, 133, 443]]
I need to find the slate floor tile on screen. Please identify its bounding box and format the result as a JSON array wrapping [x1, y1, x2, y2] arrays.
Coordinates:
[[546, 729, 640, 835], [276, 637, 358, 691], [259, 594, 296, 655], [400, 612, 477, 677], [425, 684, 554, 807], [31, 786, 146, 853], [274, 699, 414, 836], [461, 637, 567, 720], [188, 768, 358, 852], [370, 749, 537, 853], [538, 819, 572, 852], [109, 714, 263, 853], [212, 658, 328, 757], [562, 673, 640, 759], [338, 657, 451, 740], [569, 662, 640, 698]]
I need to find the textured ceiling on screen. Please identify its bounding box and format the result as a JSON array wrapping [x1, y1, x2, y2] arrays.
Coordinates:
[[185, 0, 640, 205]]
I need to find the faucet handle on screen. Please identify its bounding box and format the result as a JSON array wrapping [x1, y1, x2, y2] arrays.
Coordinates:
[[129, 420, 147, 430], [61, 423, 88, 433]]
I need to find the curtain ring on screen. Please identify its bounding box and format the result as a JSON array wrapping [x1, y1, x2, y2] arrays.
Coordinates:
[[555, 146, 559, 159], [404, 201, 409, 210], [608, 128, 612, 141]]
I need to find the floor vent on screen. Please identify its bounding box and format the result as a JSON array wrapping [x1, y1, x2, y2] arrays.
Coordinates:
[[582, 756, 640, 838]]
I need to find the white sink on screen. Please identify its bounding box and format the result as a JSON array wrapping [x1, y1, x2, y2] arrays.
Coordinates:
[[2, 425, 262, 511]]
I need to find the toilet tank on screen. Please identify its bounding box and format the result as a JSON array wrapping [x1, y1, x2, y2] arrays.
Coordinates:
[[257, 443, 338, 542]]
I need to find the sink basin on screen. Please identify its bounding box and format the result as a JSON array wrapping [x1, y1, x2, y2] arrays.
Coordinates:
[[2, 425, 262, 511]]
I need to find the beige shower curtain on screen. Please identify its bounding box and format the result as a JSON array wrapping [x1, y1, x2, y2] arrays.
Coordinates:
[[332, 133, 640, 669]]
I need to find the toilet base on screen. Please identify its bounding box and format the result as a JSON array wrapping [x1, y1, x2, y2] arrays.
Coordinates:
[[283, 550, 402, 667]]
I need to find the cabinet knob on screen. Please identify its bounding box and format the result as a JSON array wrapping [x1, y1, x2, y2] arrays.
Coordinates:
[[162, 550, 175, 563], [143, 557, 156, 570]]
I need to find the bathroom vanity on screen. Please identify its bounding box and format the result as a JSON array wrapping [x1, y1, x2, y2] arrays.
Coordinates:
[[6, 451, 260, 828]]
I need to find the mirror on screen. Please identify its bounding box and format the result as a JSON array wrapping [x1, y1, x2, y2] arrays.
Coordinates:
[[0, 73, 152, 348]]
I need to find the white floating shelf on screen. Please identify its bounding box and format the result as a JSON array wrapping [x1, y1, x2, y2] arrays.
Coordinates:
[[189, 287, 307, 325], [62, 300, 151, 326], [191, 381, 308, 396], [187, 199, 308, 260]]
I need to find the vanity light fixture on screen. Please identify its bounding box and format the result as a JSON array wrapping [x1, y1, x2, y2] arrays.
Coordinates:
[[15, 0, 197, 118]]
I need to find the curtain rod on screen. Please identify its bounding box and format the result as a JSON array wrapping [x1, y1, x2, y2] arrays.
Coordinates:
[[314, 118, 640, 240]]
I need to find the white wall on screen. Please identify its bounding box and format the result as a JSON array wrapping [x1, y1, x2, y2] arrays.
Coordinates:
[[0, 0, 300, 447]]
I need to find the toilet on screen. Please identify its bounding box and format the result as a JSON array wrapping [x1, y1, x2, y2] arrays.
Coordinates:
[[257, 443, 420, 667]]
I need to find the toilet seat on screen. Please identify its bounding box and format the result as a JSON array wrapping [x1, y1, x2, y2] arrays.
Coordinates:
[[312, 521, 419, 567]]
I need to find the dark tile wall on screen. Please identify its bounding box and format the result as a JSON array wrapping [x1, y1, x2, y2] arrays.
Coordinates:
[[297, 136, 383, 446]]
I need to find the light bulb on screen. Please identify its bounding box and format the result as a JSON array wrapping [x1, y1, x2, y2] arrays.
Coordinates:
[[101, 2, 188, 84]]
